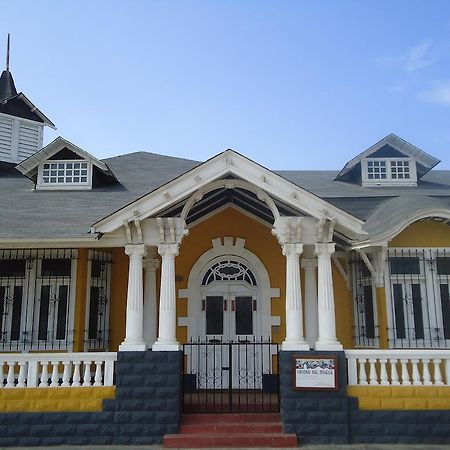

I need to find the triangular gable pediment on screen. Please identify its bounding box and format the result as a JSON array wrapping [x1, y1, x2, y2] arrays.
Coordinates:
[[92, 149, 364, 238], [16, 136, 116, 181]]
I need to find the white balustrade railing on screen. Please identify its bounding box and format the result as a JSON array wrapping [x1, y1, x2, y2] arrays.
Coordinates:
[[0, 352, 117, 388], [346, 350, 450, 386]]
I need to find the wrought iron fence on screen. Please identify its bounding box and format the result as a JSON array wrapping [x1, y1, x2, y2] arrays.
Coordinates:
[[183, 338, 280, 413]]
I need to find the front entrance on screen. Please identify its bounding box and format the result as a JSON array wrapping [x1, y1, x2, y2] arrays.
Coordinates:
[[183, 339, 280, 413], [182, 276, 280, 413], [179, 239, 282, 412]]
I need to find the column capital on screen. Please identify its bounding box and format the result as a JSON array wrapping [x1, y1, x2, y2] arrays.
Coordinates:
[[143, 257, 160, 271], [125, 243, 147, 258], [314, 242, 335, 257], [301, 258, 318, 270], [282, 243, 303, 258], [272, 217, 304, 245], [157, 243, 180, 258]]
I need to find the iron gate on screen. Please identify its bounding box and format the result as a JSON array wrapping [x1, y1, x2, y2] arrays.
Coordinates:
[[182, 338, 280, 413]]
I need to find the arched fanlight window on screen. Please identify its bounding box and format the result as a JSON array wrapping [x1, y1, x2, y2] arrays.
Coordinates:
[[201, 260, 257, 286]]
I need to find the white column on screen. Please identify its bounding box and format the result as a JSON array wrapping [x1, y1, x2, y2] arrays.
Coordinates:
[[281, 243, 309, 351], [119, 244, 147, 352], [143, 258, 160, 348], [314, 243, 343, 350], [302, 258, 318, 349], [152, 243, 180, 351]]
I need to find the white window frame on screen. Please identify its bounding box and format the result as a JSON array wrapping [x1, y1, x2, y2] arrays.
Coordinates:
[[362, 157, 417, 187], [385, 247, 450, 349], [37, 159, 92, 190]]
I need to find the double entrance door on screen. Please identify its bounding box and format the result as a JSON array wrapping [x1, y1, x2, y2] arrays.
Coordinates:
[[201, 287, 259, 389]]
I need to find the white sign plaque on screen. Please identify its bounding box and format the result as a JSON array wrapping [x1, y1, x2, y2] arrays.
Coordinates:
[[293, 355, 338, 390]]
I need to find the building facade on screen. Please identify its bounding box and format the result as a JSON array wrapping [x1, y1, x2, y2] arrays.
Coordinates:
[[0, 62, 450, 446]]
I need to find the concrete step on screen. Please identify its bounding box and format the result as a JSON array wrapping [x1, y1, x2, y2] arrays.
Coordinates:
[[163, 413, 298, 448], [163, 432, 298, 448], [180, 422, 283, 434]]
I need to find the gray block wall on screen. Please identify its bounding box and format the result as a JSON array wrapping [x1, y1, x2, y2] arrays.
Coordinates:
[[279, 350, 450, 445], [279, 350, 350, 445], [0, 350, 182, 447]]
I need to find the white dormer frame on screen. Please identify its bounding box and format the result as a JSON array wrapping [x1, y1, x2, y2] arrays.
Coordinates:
[[36, 159, 93, 190], [361, 157, 417, 187]]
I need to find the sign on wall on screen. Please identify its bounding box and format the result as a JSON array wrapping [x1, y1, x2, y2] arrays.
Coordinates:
[[292, 355, 338, 391]]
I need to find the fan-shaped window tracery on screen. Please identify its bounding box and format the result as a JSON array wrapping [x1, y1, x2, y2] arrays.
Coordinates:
[[201, 260, 257, 286]]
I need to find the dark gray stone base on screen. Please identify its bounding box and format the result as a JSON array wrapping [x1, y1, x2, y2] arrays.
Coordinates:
[[349, 404, 450, 444], [280, 350, 450, 445], [279, 350, 350, 444], [0, 350, 182, 447]]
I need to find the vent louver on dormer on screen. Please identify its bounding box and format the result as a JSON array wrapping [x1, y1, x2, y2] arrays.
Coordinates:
[[17, 121, 42, 161], [0, 113, 43, 163], [0, 115, 13, 160]]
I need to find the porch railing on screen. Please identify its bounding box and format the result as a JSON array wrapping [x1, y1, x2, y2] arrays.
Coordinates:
[[346, 349, 450, 386], [0, 352, 117, 388]]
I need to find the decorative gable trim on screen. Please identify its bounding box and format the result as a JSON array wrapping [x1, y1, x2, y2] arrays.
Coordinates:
[[92, 149, 364, 238]]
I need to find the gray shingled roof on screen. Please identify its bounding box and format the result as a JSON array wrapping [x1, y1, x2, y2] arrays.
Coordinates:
[[1, 150, 449, 241], [0, 152, 199, 239]]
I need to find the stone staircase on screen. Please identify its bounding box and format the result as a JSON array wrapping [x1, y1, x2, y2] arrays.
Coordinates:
[[163, 413, 298, 448]]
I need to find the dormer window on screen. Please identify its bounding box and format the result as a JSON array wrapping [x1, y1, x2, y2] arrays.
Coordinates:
[[41, 161, 90, 187], [16, 138, 117, 191], [362, 157, 417, 187], [335, 134, 440, 187]]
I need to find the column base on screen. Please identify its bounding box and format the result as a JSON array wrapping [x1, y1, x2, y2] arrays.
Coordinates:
[[281, 340, 310, 351], [314, 340, 343, 351], [118, 341, 147, 352], [152, 341, 181, 351]]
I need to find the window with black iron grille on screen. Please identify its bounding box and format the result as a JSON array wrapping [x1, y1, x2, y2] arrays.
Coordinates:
[[386, 248, 450, 348], [350, 253, 379, 347], [85, 250, 112, 351], [0, 249, 77, 351]]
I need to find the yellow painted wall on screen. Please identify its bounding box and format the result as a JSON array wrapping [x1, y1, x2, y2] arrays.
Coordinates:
[[108, 248, 129, 351], [389, 221, 450, 247], [174, 207, 354, 347], [347, 386, 450, 410], [333, 264, 354, 350], [175, 207, 285, 344], [0, 387, 115, 412]]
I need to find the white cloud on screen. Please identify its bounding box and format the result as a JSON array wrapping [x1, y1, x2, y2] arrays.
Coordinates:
[[419, 81, 450, 105], [375, 40, 435, 73], [404, 40, 433, 72]]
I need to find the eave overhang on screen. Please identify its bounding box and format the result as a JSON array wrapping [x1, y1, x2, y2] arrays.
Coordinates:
[[0, 92, 56, 129]]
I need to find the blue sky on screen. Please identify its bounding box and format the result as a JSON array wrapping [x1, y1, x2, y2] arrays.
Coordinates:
[[2, 0, 450, 169]]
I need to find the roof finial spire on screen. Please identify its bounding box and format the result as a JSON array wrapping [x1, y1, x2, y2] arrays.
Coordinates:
[[6, 34, 10, 71]]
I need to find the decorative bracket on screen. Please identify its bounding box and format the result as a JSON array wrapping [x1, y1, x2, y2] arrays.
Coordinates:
[[357, 246, 387, 288]]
